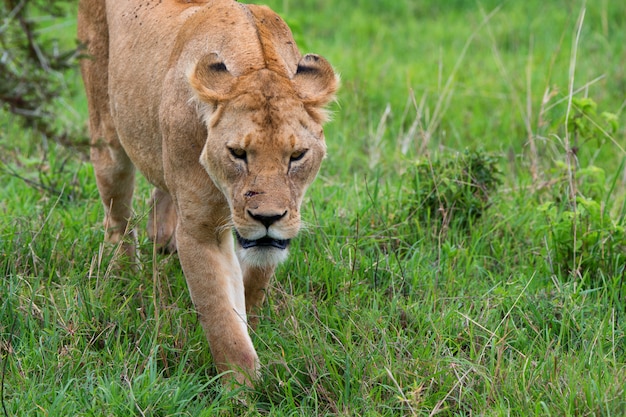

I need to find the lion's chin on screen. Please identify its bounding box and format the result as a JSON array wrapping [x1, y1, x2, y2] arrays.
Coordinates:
[[237, 246, 290, 268]]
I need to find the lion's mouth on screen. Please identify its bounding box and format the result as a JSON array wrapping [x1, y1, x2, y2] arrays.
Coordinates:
[[235, 232, 290, 250]]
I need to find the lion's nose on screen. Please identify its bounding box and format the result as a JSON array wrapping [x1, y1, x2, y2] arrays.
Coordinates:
[[248, 210, 287, 229]]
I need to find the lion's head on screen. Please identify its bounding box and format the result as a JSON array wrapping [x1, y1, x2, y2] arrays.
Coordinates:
[[189, 53, 337, 266]]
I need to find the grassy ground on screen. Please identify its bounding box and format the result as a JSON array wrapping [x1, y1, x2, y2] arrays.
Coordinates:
[[1, 0, 625, 415]]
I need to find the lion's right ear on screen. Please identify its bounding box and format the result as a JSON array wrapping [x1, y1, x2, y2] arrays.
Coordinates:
[[189, 53, 235, 105]]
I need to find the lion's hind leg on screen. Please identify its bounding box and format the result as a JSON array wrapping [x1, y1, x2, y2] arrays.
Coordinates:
[[147, 188, 178, 254], [92, 141, 136, 258], [79, 0, 137, 260]]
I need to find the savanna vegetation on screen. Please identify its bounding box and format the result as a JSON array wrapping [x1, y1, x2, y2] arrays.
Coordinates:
[[1, 0, 625, 415]]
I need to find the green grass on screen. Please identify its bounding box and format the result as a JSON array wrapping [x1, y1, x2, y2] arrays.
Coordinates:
[[2, 0, 625, 415]]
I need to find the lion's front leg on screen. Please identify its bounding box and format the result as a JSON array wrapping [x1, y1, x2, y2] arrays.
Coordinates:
[[241, 262, 276, 330], [176, 227, 259, 386], [147, 188, 177, 254]]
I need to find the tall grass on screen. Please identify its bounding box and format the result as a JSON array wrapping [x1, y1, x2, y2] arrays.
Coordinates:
[[1, 0, 625, 415]]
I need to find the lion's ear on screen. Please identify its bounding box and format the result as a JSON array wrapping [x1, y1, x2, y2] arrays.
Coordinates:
[[293, 54, 338, 122], [189, 53, 235, 104]]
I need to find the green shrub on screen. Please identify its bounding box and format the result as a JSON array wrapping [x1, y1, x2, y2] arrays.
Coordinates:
[[538, 97, 625, 282], [0, 0, 80, 140], [403, 149, 503, 230], [537, 164, 626, 281]]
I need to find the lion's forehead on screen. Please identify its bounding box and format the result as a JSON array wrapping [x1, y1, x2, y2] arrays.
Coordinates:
[[221, 97, 319, 145]]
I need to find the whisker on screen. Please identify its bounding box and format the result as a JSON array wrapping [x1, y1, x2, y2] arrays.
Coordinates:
[[216, 214, 235, 236]]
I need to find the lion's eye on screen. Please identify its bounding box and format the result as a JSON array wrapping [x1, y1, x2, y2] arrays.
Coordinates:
[[290, 150, 307, 162], [229, 147, 247, 161]]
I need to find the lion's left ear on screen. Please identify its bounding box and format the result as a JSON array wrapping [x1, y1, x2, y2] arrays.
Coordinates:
[[189, 53, 236, 105], [293, 54, 338, 122]]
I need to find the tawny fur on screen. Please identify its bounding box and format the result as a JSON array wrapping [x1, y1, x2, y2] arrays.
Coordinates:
[[78, 0, 337, 386]]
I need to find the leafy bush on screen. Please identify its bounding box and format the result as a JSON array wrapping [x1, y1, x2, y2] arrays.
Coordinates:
[[403, 149, 503, 230], [0, 0, 80, 140], [537, 164, 626, 281], [538, 97, 626, 282], [567, 97, 619, 150]]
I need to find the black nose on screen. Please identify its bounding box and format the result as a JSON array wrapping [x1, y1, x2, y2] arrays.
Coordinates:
[[248, 210, 287, 228]]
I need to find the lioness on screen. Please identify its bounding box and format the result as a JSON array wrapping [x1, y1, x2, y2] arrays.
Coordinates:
[[78, 0, 337, 385]]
